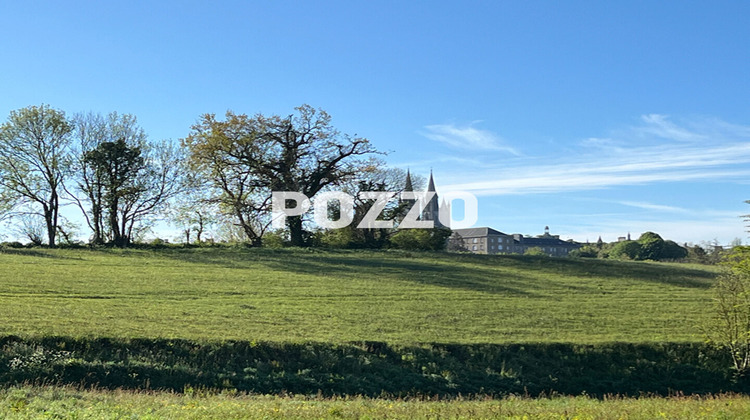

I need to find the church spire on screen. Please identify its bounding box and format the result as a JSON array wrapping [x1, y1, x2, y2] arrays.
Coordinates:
[[404, 169, 413, 192], [427, 170, 436, 192]]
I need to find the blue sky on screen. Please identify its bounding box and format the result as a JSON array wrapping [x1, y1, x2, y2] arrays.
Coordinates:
[[1, 1, 749, 244]]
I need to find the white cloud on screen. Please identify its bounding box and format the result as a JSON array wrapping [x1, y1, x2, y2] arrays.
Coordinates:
[[638, 114, 707, 142], [420, 123, 519, 154], [618, 201, 689, 213], [436, 117, 750, 196]]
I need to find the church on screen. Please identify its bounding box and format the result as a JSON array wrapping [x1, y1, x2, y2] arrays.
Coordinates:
[[403, 171, 581, 256], [402, 170, 450, 228]]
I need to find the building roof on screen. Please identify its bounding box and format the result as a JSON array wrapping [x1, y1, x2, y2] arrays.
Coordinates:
[[453, 227, 509, 237], [515, 236, 581, 247]]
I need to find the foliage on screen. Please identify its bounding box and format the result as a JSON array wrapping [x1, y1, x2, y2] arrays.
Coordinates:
[[705, 247, 750, 376], [184, 105, 377, 247], [637, 231, 665, 260], [0, 336, 740, 397], [389, 228, 451, 251], [609, 240, 642, 260], [569, 244, 600, 258], [523, 246, 546, 256], [328, 160, 419, 249], [0, 105, 73, 247], [605, 233, 688, 262], [662, 239, 689, 260]]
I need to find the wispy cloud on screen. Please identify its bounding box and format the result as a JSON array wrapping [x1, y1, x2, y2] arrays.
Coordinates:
[[420, 122, 519, 154], [637, 114, 707, 142], [618, 201, 689, 213], [436, 116, 750, 196]]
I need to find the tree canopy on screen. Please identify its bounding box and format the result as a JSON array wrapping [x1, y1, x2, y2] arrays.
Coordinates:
[[184, 105, 377, 246]]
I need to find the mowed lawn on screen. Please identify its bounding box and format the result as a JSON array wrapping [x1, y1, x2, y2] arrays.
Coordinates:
[[0, 247, 719, 344]]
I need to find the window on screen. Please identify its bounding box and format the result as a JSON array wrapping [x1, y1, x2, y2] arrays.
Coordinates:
[[498, 245, 503, 250], [472, 245, 477, 251], [473, 238, 478, 243]]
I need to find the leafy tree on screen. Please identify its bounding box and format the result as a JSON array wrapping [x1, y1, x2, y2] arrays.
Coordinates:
[[83, 139, 146, 247], [706, 246, 750, 376], [330, 160, 422, 249], [569, 244, 600, 258], [661, 239, 688, 260], [609, 240, 642, 260], [636, 231, 665, 260], [184, 105, 376, 246], [0, 105, 73, 247], [389, 228, 451, 251], [71, 112, 185, 247], [68, 112, 147, 244]]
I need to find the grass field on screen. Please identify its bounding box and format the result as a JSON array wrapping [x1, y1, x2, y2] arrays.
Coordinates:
[[2, 386, 750, 419], [0, 247, 719, 344], [0, 246, 737, 415]]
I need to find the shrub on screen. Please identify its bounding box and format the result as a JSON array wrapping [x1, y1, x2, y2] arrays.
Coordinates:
[[609, 240, 642, 260]]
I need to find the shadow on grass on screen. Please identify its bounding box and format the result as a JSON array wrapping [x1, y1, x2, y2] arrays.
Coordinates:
[[0, 335, 742, 397], [159, 248, 538, 296], [0, 248, 79, 260], [155, 248, 716, 293]]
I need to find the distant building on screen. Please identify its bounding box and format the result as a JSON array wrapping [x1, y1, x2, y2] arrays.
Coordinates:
[[452, 225, 581, 257], [403, 170, 449, 228], [401, 173, 580, 256]]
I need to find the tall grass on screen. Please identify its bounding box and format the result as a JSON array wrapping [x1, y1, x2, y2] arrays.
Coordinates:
[[1, 386, 749, 419]]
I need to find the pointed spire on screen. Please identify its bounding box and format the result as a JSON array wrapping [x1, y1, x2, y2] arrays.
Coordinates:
[[404, 169, 413, 192], [427, 170, 436, 192]]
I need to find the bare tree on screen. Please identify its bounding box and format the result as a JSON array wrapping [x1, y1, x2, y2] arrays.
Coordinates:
[[0, 105, 73, 247]]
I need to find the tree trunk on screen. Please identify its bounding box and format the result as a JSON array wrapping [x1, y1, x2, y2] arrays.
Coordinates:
[[287, 216, 306, 247]]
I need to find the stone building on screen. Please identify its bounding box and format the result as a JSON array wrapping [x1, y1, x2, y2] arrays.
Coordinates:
[[452, 226, 581, 256]]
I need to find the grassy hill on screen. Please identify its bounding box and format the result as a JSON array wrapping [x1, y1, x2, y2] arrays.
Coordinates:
[[0, 247, 742, 398], [0, 247, 718, 344]]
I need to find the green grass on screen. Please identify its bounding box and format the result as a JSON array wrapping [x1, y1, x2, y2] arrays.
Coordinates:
[[0, 247, 718, 344], [1, 386, 749, 419]]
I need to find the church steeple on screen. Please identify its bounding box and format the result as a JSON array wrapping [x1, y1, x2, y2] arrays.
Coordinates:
[[422, 170, 444, 228], [404, 169, 414, 192], [427, 170, 436, 192]]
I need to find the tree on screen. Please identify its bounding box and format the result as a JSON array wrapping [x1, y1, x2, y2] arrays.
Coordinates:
[[169, 176, 219, 244], [609, 240, 642, 260], [706, 246, 750, 376], [83, 139, 146, 247], [69, 112, 185, 246], [389, 228, 451, 251], [637, 231, 665, 260], [661, 239, 688, 260], [0, 105, 73, 247], [330, 160, 422, 248], [184, 105, 377, 246], [68, 112, 147, 244]]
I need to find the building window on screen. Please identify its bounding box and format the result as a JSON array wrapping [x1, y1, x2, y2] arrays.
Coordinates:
[[472, 245, 477, 251], [473, 238, 478, 243], [498, 245, 503, 250]]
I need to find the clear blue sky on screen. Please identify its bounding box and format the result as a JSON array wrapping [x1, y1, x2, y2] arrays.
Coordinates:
[[1, 1, 749, 245]]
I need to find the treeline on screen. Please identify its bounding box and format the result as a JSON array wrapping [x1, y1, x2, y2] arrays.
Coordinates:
[[570, 231, 720, 263], [0, 104, 441, 249]]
